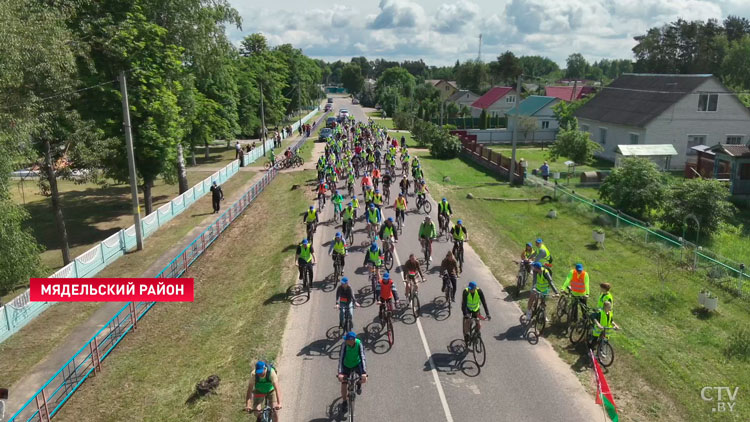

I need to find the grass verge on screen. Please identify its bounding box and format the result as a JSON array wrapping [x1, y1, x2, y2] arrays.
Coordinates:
[[418, 152, 750, 422], [53, 170, 313, 422], [0, 170, 256, 388]]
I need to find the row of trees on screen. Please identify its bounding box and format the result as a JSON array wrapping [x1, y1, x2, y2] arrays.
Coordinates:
[[0, 0, 324, 295]]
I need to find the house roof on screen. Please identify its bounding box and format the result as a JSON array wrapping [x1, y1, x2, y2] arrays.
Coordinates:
[[425, 79, 441, 86], [574, 74, 713, 127], [506, 96, 558, 116], [545, 86, 595, 101], [448, 89, 479, 102], [471, 86, 514, 109], [616, 144, 678, 157], [709, 143, 750, 157], [438, 80, 458, 89], [691, 145, 714, 155]]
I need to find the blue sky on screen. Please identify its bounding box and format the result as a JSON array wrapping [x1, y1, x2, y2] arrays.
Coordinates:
[[227, 0, 750, 66]]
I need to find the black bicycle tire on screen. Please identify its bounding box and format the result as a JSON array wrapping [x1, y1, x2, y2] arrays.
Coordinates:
[[556, 295, 569, 323], [516, 275, 524, 297], [424, 201, 432, 214], [264, 161, 272, 170], [535, 308, 546, 336], [473, 334, 486, 367], [384, 251, 393, 271], [569, 319, 587, 344], [387, 317, 394, 345], [598, 340, 615, 367]]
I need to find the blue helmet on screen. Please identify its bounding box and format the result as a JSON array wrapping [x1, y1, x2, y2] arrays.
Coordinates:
[[468, 281, 477, 289], [335, 232, 342, 238], [526, 242, 533, 247], [302, 239, 309, 245], [344, 331, 356, 340], [309, 206, 314, 210], [536, 238, 543, 244], [335, 190, 340, 194], [370, 243, 378, 251], [375, 189, 380, 193], [387, 217, 394, 222], [576, 263, 584, 271], [442, 197, 447, 202], [369, 203, 375, 208], [341, 277, 349, 284], [457, 219, 462, 225], [255, 361, 267, 375], [383, 272, 390, 279]]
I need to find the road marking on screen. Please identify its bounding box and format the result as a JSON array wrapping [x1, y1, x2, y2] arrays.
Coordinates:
[[393, 251, 454, 422]]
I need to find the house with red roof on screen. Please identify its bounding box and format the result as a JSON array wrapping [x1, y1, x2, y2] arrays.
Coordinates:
[[545, 86, 595, 102], [470, 86, 518, 118]]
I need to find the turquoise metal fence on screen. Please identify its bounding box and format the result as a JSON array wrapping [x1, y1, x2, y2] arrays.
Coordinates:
[[6, 109, 323, 422]]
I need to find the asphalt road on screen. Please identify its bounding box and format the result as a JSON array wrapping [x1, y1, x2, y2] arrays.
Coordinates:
[[278, 96, 605, 422]]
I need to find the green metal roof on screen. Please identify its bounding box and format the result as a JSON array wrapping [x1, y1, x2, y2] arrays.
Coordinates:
[[506, 95, 558, 116]]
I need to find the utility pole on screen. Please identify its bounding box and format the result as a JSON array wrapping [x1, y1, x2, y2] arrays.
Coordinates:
[[118, 71, 144, 250], [259, 81, 266, 156], [477, 33, 483, 62], [509, 74, 522, 185], [297, 82, 303, 131]]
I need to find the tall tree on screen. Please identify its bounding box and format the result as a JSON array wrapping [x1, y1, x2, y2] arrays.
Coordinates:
[[455, 60, 489, 94], [565, 53, 589, 79], [518, 55, 559, 77], [490, 51, 523, 86], [350, 56, 373, 79], [722, 36, 750, 91], [341, 63, 365, 95], [724, 15, 750, 42]]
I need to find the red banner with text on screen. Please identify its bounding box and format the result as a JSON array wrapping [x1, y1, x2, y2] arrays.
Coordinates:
[[29, 278, 194, 302]]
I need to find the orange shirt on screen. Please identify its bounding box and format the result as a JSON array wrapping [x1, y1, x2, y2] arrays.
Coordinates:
[[372, 169, 381, 179], [361, 176, 372, 186], [379, 279, 394, 300]]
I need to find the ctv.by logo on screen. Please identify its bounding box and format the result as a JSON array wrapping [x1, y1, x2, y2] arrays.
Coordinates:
[[701, 387, 739, 412]]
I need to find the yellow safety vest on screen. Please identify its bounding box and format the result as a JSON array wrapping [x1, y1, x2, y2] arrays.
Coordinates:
[[299, 244, 312, 262], [465, 288, 480, 312]]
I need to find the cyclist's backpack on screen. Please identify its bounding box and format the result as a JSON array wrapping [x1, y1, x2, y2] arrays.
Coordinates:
[[255, 360, 278, 382]]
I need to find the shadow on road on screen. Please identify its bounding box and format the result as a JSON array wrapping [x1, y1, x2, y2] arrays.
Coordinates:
[[419, 296, 451, 321], [425, 340, 480, 377]]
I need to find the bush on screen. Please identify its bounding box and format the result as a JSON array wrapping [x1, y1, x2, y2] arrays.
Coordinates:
[[725, 327, 750, 361], [548, 127, 603, 165], [443, 123, 457, 131], [659, 178, 736, 239], [393, 112, 413, 131], [429, 132, 462, 158], [598, 158, 666, 219], [479, 109, 488, 129]]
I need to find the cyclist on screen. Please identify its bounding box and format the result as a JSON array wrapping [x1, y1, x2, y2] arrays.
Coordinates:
[[394, 193, 408, 227], [416, 179, 429, 207], [597, 282, 613, 311], [379, 217, 398, 253], [337, 331, 367, 416], [524, 261, 559, 322], [451, 220, 468, 265], [361, 172, 372, 191], [399, 176, 410, 197], [532, 238, 552, 265], [561, 263, 590, 321], [362, 242, 383, 268], [462, 281, 491, 343], [418, 216, 437, 263], [440, 251, 459, 302], [401, 253, 424, 302], [245, 361, 282, 422], [382, 170, 393, 194], [372, 167, 381, 190], [372, 189, 384, 211], [376, 272, 400, 307], [316, 180, 328, 208], [437, 197, 453, 231], [364, 185, 374, 208], [295, 238, 316, 281], [302, 206, 318, 239], [365, 203, 382, 238], [328, 232, 348, 270], [351, 195, 360, 220], [587, 301, 618, 351], [336, 277, 359, 328], [269, 149, 276, 166], [342, 203, 356, 239], [331, 190, 345, 218]]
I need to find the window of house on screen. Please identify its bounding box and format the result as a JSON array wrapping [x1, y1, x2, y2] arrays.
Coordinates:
[[687, 135, 706, 155], [726, 135, 744, 145], [629, 133, 639, 144], [739, 163, 750, 180], [541, 121, 550, 129], [506, 95, 516, 103], [698, 93, 719, 112], [598, 127, 607, 145]]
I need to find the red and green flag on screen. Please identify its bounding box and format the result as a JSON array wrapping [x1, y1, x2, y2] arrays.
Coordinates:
[[590, 349, 619, 422]]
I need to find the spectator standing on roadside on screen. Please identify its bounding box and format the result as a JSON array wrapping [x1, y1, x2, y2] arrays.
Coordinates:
[[235, 141, 242, 159], [210, 181, 224, 213], [539, 161, 550, 181]]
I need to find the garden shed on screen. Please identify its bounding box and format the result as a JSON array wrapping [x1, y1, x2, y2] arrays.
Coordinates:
[[615, 144, 678, 170]]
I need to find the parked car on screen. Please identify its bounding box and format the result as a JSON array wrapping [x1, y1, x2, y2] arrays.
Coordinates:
[[326, 116, 337, 128], [318, 127, 333, 142], [324, 103, 332, 112], [352, 98, 359, 105], [327, 98, 334, 104]]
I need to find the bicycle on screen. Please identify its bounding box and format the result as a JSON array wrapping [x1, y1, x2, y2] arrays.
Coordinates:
[[405, 271, 422, 318], [341, 371, 361, 422], [378, 298, 396, 346], [453, 240, 465, 273], [568, 300, 592, 344], [466, 314, 488, 367], [555, 289, 570, 326], [520, 290, 549, 338], [396, 211, 404, 235], [305, 221, 317, 242], [515, 260, 531, 298], [382, 238, 395, 271], [247, 396, 276, 422], [383, 185, 391, 203], [337, 302, 354, 334], [333, 253, 345, 287], [333, 202, 343, 223], [300, 262, 314, 298], [420, 237, 434, 267], [416, 195, 432, 214], [347, 182, 354, 198], [438, 214, 450, 241], [441, 272, 455, 311], [593, 326, 617, 367], [368, 264, 381, 301], [343, 221, 354, 246], [318, 193, 326, 211]]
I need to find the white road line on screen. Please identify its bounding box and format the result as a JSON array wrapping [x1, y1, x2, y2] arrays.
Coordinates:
[[393, 250, 454, 422]]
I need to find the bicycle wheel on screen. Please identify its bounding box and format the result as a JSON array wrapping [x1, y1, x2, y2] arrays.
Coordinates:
[[347, 229, 354, 246], [472, 334, 486, 367], [348, 391, 356, 422], [386, 317, 394, 345], [597, 340, 615, 367], [384, 250, 393, 271], [515, 274, 524, 298], [556, 295, 569, 324], [344, 312, 353, 333], [264, 161, 272, 170], [569, 319, 588, 344], [423, 201, 432, 214], [534, 308, 546, 336], [411, 292, 421, 317]]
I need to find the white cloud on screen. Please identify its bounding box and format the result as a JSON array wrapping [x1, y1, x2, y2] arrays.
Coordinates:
[[227, 0, 750, 66]]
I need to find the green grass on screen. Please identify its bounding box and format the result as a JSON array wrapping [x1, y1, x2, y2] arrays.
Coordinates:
[[418, 152, 750, 422], [53, 171, 313, 422], [0, 169, 256, 388], [366, 111, 396, 129], [488, 145, 614, 175]]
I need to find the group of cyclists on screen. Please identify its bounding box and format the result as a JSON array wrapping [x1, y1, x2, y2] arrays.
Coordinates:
[[247, 108, 617, 421]]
